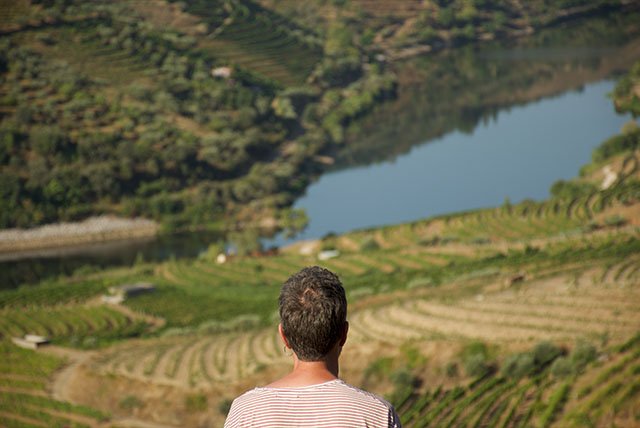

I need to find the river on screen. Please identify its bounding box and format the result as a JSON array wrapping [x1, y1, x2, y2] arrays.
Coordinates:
[[2, 10, 640, 287], [286, 80, 632, 243]]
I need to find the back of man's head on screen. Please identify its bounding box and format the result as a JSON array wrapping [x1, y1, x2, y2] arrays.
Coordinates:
[[279, 266, 347, 361]]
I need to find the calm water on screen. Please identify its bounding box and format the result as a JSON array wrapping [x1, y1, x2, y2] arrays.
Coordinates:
[[285, 80, 632, 243]]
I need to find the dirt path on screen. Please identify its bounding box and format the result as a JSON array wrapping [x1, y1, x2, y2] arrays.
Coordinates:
[[108, 302, 166, 332], [43, 346, 181, 428], [43, 346, 96, 402]]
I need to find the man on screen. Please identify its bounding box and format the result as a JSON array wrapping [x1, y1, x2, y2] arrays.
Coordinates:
[[224, 266, 402, 427]]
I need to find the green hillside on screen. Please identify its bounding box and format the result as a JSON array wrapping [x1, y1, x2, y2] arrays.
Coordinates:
[[0, 0, 399, 234], [0, 67, 638, 424], [1, 0, 633, 236]]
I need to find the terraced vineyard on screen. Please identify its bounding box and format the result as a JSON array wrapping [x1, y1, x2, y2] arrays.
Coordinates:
[[352, 0, 425, 18], [109, 244, 640, 391], [560, 335, 640, 426], [0, 305, 148, 347], [395, 334, 640, 428], [0, 343, 110, 428], [102, 142, 640, 426], [95, 327, 286, 387], [182, 0, 321, 86], [0, 141, 635, 426], [348, 260, 640, 346]]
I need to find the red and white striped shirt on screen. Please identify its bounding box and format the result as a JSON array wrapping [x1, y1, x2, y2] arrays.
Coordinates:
[[224, 379, 401, 428]]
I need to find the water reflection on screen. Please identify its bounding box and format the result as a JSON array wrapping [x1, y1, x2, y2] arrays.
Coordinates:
[[1, 231, 221, 289], [333, 10, 640, 169]]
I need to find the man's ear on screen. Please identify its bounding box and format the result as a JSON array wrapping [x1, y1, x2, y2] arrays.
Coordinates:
[[278, 323, 291, 349], [339, 321, 349, 347]]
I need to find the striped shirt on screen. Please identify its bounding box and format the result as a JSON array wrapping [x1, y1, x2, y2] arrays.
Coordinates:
[[224, 379, 401, 428]]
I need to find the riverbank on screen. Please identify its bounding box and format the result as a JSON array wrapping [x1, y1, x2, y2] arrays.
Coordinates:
[[0, 216, 159, 259]]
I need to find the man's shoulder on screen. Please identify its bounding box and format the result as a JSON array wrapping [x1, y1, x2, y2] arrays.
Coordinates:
[[331, 380, 395, 409], [225, 380, 402, 427], [231, 379, 392, 407]]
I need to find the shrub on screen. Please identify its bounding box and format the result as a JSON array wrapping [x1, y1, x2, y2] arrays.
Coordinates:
[[119, 395, 143, 410], [532, 341, 563, 367], [360, 236, 380, 252], [30, 125, 70, 156], [550, 356, 573, 378], [621, 120, 639, 135], [592, 128, 640, 162], [185, 393, 207, 412], [364, 357, 394, 381], [390, 368, 417, 389], [418, 236, 440, 246], [445, 362, 459, 378], [438, 7, 456, 27], [471, 236, 491, 245], [440, 235, 459, 244], [461, 341, 492, 377], [550, 180, 596, 200], [464, 353, 491, 378], [604, 215, 627, 228], [418, 27, 440, 44], [82, 336, 98, 349], [401, 345, 426, 369], [218, 399, 233, 415], [502, 352, 536, 378], [570, 341, 597, 372], [462, 341, 489, 359]]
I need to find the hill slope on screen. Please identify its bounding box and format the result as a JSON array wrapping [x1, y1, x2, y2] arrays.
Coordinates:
[[0, 79, 638, 424]]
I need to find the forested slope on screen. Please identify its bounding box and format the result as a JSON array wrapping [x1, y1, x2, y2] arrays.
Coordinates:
[[0, 0, 635, 237], [0, 0, 394, 232]]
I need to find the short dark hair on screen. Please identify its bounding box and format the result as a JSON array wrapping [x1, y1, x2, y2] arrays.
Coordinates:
[[279, 266, 347, 361]]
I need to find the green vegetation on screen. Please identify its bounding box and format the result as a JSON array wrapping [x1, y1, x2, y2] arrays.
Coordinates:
[[1, 0, 632, 239], [612, 60, 640, 117], [0, 342, 111, 427], [0, 305, 148, 348], [185, 393, 208, 412], [0, 0, 393, 234], [393, 336, 640, 428], [461, 341, 494, 378], [592, 128, 640, 163], [261, 0, 621, 55]]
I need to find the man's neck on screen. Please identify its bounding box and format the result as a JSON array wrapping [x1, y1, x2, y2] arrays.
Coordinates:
[[294, 356, 339, 378], [267, 354, 340, 388]]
